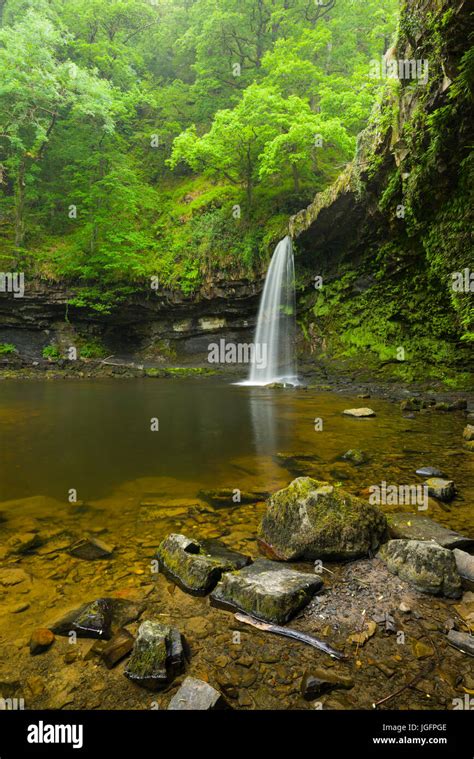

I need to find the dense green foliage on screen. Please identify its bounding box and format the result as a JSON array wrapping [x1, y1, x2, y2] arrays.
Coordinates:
[[0, 0, 397, 306]]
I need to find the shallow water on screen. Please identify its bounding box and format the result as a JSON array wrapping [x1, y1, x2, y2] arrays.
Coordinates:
[[0, 378, 473, 710]]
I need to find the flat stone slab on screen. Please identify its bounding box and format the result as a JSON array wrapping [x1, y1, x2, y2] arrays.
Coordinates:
[[167, 677, 225, 710], [156, 534, 251, 595], [68, 537, 114, 560], [210, 559, 322, 624], [125, 621, 186, 691], [378, 540, 462, 598], [447, 630, 474, 656], [388, 513, 474, 551], [343, 408, 375, 417]]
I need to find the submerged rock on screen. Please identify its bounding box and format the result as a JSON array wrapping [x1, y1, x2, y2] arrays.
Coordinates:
[[415, 466, 444, 477], [7, 532, 42, 555], [68, 537, 114, 560], [124, 621, 186, 691], [341, 449, 368, 466], [210, 558, 322, 624], [156, 533, 250, 595], [447, 630, 474, 656], [274, 451, 321, 477], [0, 568, 30, 586], [258, 477, 387, 561], [197, 488, 269, 507], [343, 407, 375, 417], [388, 513, 474, 551], [424, 478, 455, 502], [167, 677, 226, 710], [29, 629, 55, 655], [378, 540, 462, 598], [301, 668, 354, 700]]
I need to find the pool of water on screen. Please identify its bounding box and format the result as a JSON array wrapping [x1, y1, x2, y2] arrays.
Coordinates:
[[0, 378, 472, 710]]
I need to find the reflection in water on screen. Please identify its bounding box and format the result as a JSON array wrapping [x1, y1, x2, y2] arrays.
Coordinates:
[[0, 378, 472, 539]]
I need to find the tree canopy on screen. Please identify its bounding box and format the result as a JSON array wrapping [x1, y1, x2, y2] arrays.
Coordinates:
[[0, 0, 399, 306]]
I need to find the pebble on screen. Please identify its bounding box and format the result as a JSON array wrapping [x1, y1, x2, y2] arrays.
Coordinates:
[[30, 628, 55, 655]]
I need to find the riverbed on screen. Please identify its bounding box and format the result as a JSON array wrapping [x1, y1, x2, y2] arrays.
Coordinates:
[[0, 377, 473, 710]]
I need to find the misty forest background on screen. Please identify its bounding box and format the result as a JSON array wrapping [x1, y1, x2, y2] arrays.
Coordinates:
[[0, 0, 399, 313]]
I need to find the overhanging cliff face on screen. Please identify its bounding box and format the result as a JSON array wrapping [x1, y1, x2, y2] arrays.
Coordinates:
[[290, 0, 471, 262], [289, 0, 473, 381]]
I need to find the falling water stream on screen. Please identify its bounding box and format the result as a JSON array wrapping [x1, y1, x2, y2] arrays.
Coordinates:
[[242, 235, 298, 386]]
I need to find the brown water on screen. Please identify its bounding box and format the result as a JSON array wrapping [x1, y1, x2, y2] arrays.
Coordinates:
[[0, 378, 473, 710]]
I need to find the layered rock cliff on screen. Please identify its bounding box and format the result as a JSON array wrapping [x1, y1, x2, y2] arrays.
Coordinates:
[[290, 0, 473, 387]]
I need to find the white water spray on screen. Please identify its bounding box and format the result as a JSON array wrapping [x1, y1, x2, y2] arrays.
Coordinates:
[[242, 235, 298, 386]]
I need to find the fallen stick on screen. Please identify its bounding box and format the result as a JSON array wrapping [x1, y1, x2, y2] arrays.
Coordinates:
[[234, 612, 347, 660], [372, 660, 436, 709]]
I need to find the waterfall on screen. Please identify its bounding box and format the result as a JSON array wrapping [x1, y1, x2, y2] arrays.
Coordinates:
[[243, 235, 298, 386]]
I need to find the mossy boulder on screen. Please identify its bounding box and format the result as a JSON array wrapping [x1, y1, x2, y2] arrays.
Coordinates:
[[258, 477, 387, 561], [124, 621, 186, 691], [378, 540, 462, 598], [210, 559, 322, 624], [156, 533, 250, 595]]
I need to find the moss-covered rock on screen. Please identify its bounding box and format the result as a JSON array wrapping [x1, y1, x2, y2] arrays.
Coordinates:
[[378, 539, 462, 598], [124, 621, 186, 691], [156, 533, 250, 595], [424, 477, 456, 501], [210, 559, 322, 624], [341, 449, 369, 466], [258, 477, 387, 561]]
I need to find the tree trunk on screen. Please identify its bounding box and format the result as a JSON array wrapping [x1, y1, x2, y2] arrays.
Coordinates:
[[292, 164, 300, 193], [14, 159, 26, 250]]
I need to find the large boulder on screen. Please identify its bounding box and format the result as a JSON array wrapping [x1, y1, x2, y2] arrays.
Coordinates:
[[210, 559, 322, 624], [258, 477, 387, 561], [156, 534, 250, 595], [378, 540, 462, 598]]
